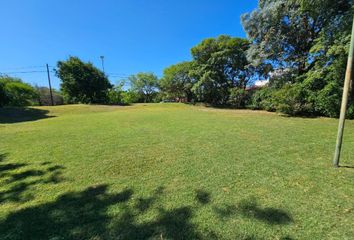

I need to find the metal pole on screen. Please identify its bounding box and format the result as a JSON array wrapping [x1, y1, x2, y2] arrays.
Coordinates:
[[333, 15, 354, 167], [100, 56, 105, 74], [46, 64, 54, 106]]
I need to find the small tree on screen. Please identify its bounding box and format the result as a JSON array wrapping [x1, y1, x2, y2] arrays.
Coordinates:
[[128, 72, 159, 103], [107, 82, 125, 105], [56, 56, 112, 104]]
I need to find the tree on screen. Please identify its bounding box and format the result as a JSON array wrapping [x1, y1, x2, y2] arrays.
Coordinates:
[[0, 76, 38, 107], [56, 56, 112, 104], [107, 82, 125, 105], [190, 35, 251, 105], [128, 72, 159, 103], [242, 0, 352, 77], [242, 0, 354, 117], [160, 61, 195, 101]]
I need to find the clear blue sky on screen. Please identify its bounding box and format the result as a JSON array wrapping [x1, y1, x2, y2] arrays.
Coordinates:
[[0, 0, 258, 89]]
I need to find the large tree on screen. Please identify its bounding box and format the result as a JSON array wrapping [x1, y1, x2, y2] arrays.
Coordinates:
[[242, 0, 352, 78], [56, 56, 112, 104], [190, 35, 251, 104], [242, 0, 354, 117], [160, 61, 195, 101], [128, 72, 159, 103]]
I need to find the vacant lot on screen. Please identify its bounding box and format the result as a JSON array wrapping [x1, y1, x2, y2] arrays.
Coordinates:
[[0, 104, 353, 239]]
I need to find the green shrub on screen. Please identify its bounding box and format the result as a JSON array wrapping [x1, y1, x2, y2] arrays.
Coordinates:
[[121, 90, 139, 105], [228, 88, 248, 108], [107, 85, 124, 105], [0, 76, 38, 107], [248, 87, 276, 111], [273, 84, 316, 116]]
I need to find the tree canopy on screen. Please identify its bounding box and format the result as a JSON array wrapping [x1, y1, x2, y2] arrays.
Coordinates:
[[241, 0, 354, 117], [56, 56, 112, 104], [190, 35, 250, 105], [160, 61, 195, 101], [128, 72, 159, 103]]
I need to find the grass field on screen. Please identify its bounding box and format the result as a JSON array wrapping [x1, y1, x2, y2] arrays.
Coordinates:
[[0, 103, 353, 239]]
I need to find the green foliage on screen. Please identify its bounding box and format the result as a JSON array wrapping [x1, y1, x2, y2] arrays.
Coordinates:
[[242, 0, 353, 118], [228, 88, 248, 108], [107, 82, 125, 105], [129, 72, 159, 103], [0, 76, 38, 107], [248, 87, 275, 111], [56, 56, 112, 104], [190, 35, 250, 104], [272, 83, 315, 116], [121, 90, 140, 104], [160, 61, 195, 101]]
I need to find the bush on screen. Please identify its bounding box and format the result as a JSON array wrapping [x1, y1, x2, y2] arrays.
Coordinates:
[[248, 87, 276, 111], [272, 84, 315, 116], [107, 85, 124, 105], [0, 76, 38, 107], [121, 90, 139, 105], [228, 88, 248, 108]]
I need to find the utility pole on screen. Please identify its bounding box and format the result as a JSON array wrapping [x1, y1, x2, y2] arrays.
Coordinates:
[[333, 15, 354, 167], [46, 64, 54, 106], [100, 56, 105, 74]]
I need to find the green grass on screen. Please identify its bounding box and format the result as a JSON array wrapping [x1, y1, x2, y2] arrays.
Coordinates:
[[0, 103, 353, 239]]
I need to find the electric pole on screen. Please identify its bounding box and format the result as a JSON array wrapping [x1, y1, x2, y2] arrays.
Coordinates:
[[46, 64, 54, 106], [100, 56, 105, 74], [333, 15, 354, 167]]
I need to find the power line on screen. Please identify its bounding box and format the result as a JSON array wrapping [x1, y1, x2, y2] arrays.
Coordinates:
[[0, 66, 46, 71], [0, 70, 49, 74]]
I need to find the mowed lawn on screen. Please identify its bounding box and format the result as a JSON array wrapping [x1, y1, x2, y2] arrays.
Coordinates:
[[0, 104, 353, 240]]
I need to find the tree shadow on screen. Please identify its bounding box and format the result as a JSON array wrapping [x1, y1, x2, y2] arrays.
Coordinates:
[[0, 157, 294, 239], [214, 197, 293, 225], [0, 154, 66, 203], [195, 189, 211, 205], [239, 198, 293, 225], [0, 185, 204, 240], [135, 186, 164, 212], [0, 107, 55, 124], [0, 185, 134, 240]]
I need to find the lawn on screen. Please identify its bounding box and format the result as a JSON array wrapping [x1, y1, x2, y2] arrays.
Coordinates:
[[0, 103, 353, 239]]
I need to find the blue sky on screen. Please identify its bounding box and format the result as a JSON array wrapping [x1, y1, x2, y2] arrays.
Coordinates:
[[0, 0, 258, 89]]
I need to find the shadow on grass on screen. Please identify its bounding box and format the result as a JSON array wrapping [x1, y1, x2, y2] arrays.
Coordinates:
[[0, 107, 55, 124], [195, 189, 211, 205], [0, 150, 295, 238], [0, 153, 66, 203], [339, 165, 354, 169], [238, 198, 293, 225], [214, 197, 293, 225], [0, 160, 294, 239], [0, 185, 203, 240]]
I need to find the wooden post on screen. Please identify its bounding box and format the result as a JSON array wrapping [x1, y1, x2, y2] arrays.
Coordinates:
[[333, 15, 354, 167], [46, 64, 54, 106]]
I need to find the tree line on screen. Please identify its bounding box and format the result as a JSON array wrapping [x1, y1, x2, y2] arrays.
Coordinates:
[[1, 0, 353, 118]]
